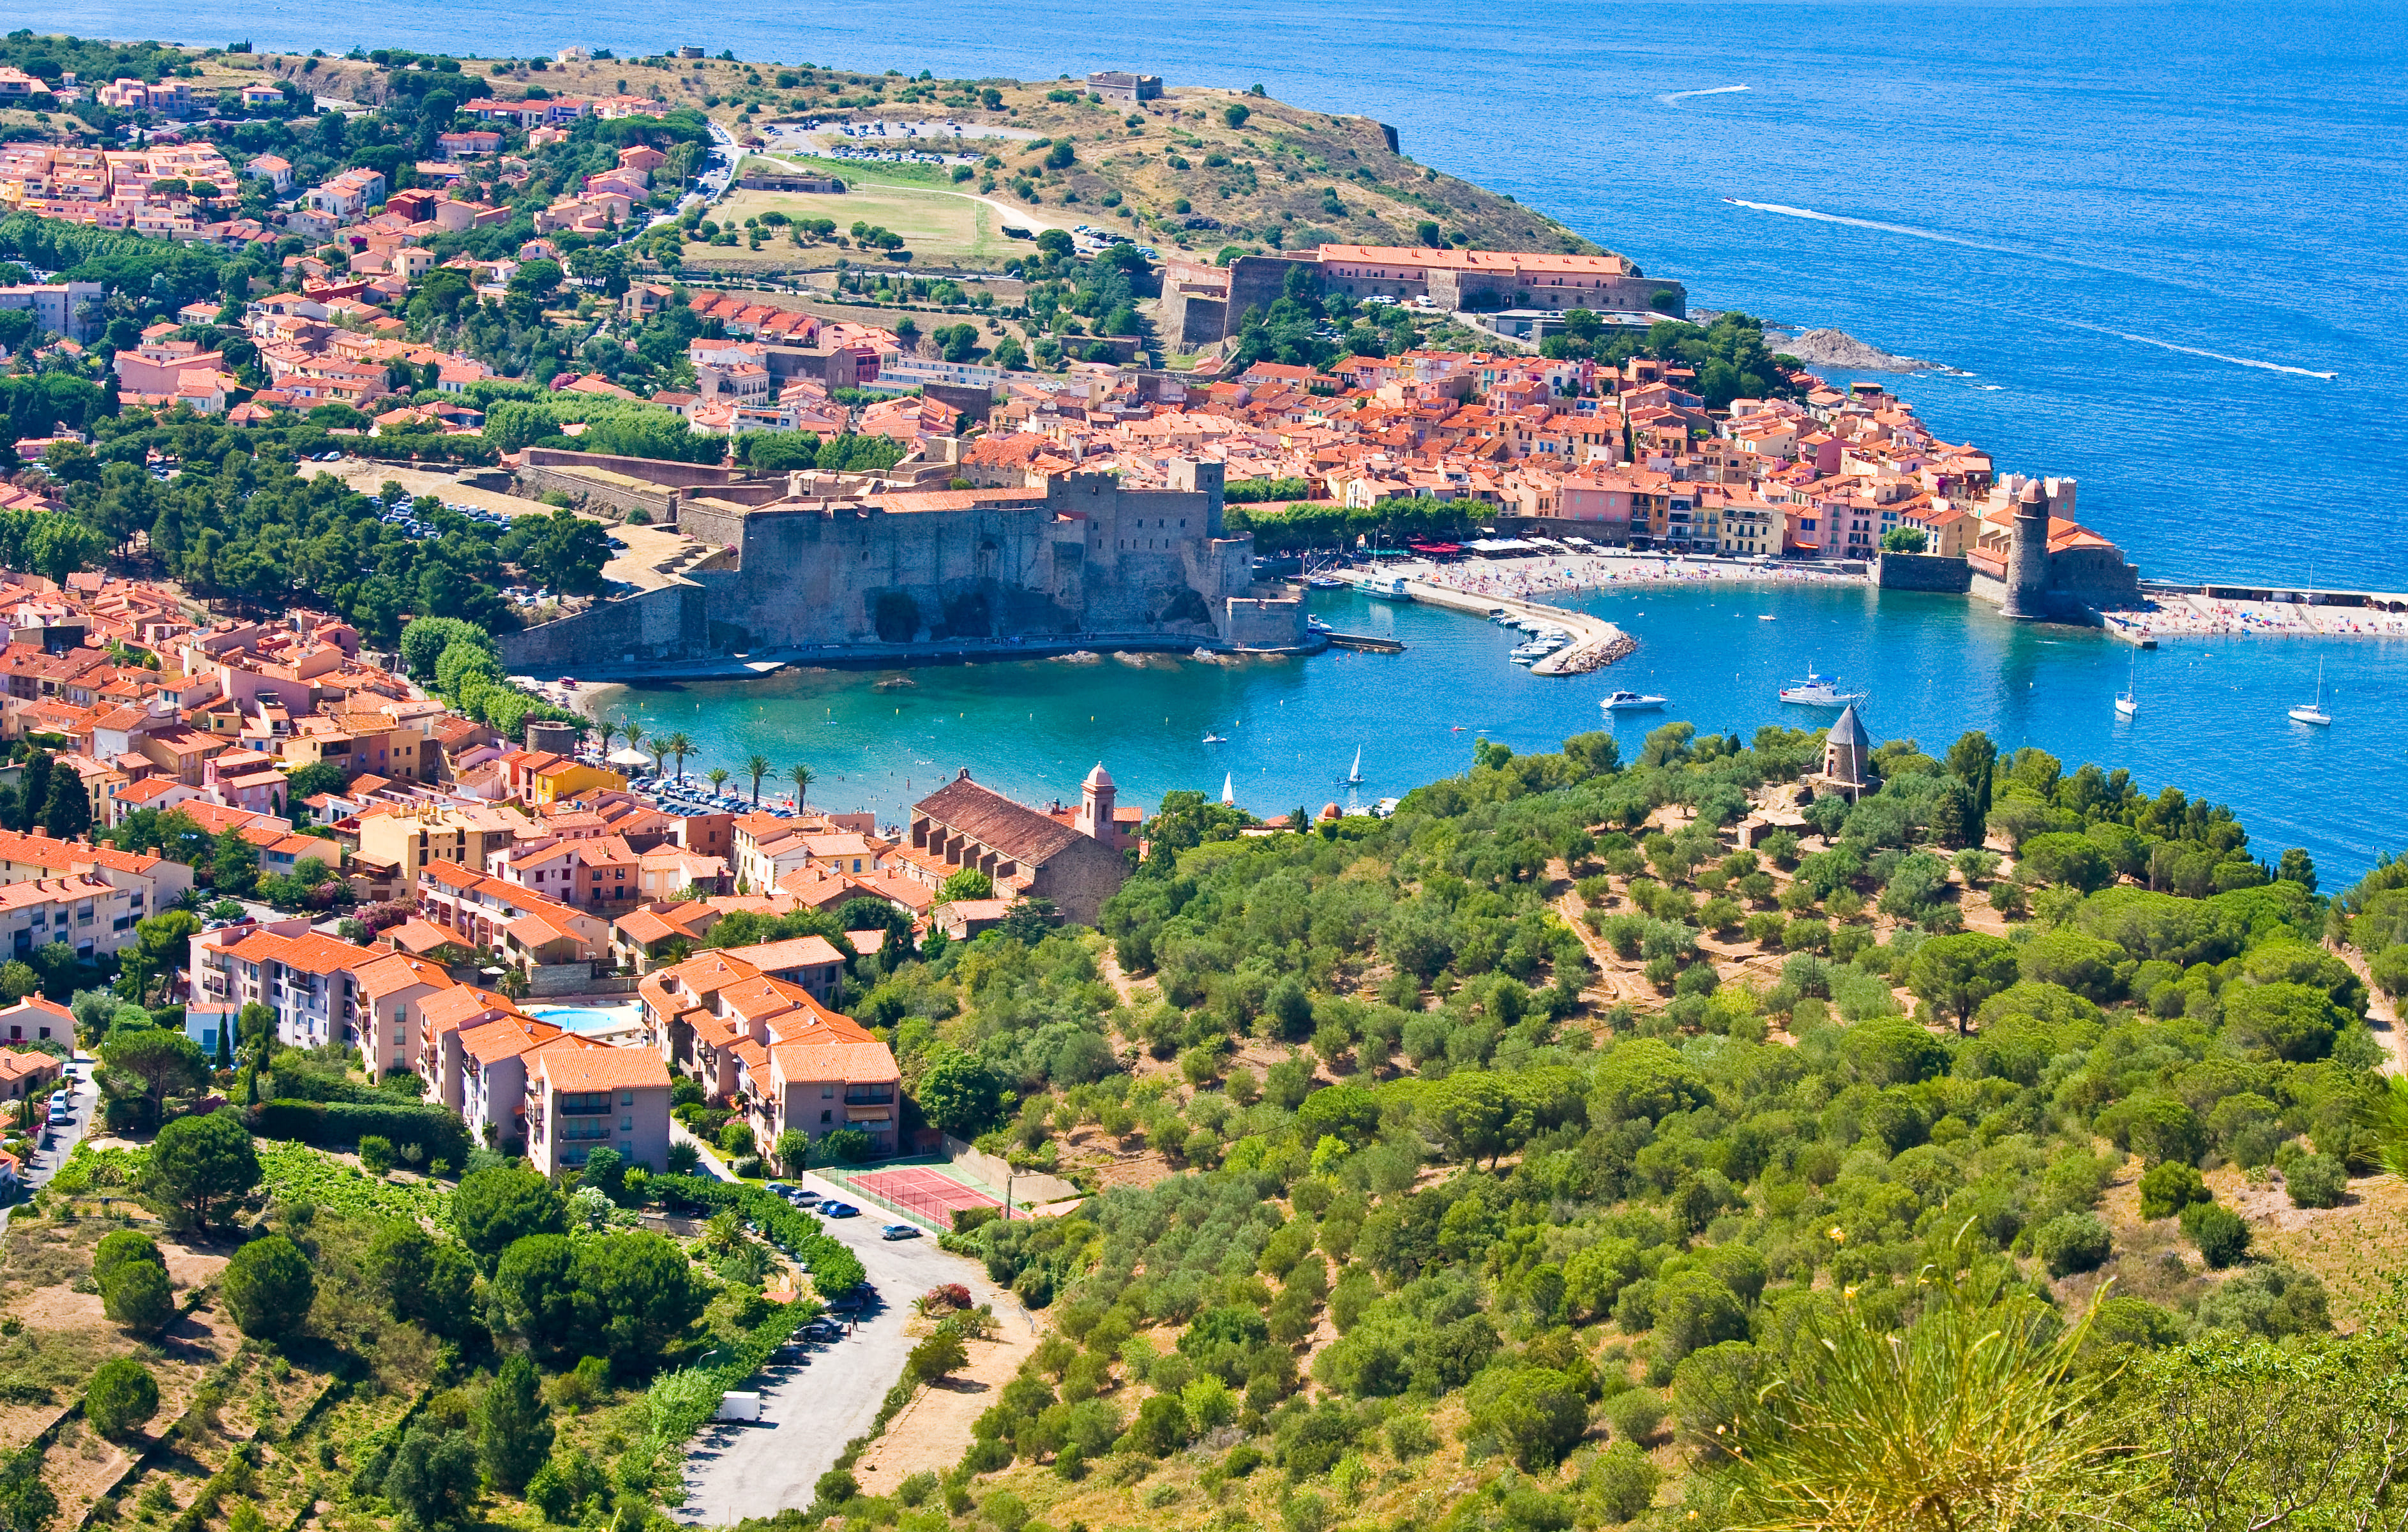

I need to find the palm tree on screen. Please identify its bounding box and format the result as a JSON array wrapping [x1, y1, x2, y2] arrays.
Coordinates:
[[746, 754, 771, 806], [623, 723, 646, 774], [660, 732, 694, 783], [591, 719, 619, 758], [707, 767, 730, 797], [789, 762, 815, 811]]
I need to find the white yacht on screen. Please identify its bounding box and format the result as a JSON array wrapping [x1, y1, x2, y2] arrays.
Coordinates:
[[2115, 655, 2138, 719], [1600, 690, 1668, 712], [1779, 667, 1867, 706]]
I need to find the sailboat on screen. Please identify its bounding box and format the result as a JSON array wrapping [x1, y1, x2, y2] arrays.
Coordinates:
[[1343, 746, 1364, 786], [2288, 659, 2332, 726], [2114, 655, 2138, 719], [1221, 772, 1235, 807]]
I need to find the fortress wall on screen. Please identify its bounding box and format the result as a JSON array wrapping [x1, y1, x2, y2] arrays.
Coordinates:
[[497, 582, 705, 669], [1876, 552, 1973, 594], [520, 449, 756, 490], [2050, 546, 2145, 610]]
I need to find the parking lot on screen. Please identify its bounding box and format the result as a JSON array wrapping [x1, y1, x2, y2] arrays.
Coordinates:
[[672, 1171, 1027, 1523]]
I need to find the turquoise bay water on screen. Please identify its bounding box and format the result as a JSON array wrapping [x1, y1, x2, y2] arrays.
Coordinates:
[[600, 582, 2408, 882]]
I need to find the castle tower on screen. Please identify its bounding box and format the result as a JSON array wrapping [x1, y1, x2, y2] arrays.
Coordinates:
[[1076, 763, 1118, 847], [2002, 479, 2050, 620]]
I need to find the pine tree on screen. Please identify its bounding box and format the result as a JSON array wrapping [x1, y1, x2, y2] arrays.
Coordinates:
[[17, 751, 50, 833], [41, 767, 91, 841], [476, 1353, 555, 1494]]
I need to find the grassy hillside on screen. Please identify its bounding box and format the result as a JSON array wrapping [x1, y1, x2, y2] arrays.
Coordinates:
[[799, 722, 2408, 1532], [257, 51, 1602, 260]]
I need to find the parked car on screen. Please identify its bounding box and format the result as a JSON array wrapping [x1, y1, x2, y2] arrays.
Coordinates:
[[879, 1224, 920, 1241], [818, 1200, 860, 1218]]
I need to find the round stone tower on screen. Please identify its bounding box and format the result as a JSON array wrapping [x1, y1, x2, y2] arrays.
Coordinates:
[[2002, 479, 2051, 620]]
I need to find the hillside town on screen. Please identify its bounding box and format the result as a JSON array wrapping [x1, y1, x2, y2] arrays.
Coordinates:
[[0, 559, 1161, 1197]]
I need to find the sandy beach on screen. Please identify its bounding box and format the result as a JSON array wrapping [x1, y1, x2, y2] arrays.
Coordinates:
[[1390, 552, 1867, 601], [2109, 592, 2408, 642]]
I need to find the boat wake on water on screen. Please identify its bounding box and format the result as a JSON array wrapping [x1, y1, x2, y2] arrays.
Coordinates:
[[1660, 85, 1749, 104], [1721, 198, 2122, 269], [2023, 313, 2338, 381]]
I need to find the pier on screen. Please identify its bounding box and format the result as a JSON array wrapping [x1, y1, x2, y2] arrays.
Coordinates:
[[1322, 631, 1408, 653], [1400, 578, 1634, 676]]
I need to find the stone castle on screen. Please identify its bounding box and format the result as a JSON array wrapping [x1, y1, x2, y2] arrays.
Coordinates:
[[497, 456, 1304, 670], [1163, 243, 1688, 349]]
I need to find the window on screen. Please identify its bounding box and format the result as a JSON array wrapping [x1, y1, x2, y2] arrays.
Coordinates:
[[821, 1109, 832, 1123]]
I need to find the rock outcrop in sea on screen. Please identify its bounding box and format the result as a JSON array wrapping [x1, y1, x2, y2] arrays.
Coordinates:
[[1767, 327, 1931, 372]]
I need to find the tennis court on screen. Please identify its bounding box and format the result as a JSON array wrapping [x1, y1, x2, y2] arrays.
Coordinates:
[[847, 1165, 1001, 1226]]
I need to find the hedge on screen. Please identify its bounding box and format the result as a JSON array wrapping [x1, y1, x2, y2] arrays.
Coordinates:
[[651, 1175, 867, 1297], [251, 1099, 471, 1168]]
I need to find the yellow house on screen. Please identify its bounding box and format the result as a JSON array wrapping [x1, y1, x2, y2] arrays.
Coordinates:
[[506, 750, 627, 806]]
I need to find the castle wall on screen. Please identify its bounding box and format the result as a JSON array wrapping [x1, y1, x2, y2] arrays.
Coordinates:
[[496, 582, 706, 669], [1875, 552, 1973, 594]]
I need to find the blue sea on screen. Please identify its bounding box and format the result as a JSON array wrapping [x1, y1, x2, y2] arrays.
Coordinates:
[[31, 0, 2408, 874]]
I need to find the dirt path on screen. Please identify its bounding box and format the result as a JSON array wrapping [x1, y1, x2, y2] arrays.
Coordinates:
[[1098, 950, 1153, 1009], [2329, 942, 2404, 1075]]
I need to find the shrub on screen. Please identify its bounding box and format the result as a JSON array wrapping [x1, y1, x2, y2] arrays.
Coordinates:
[[2179, 1201, 2250, 1269], [357, 1134, 394, 1175], [91, 1231, 164, 1289], [2137, 1161, 2208, 1220], [100, 1259, 176, 1334], [2284, 1152, 2347, 1209], [1586, 1441, 1660, 1524], [85, 1358, 160, 1439], [1603, 1388, 1665, 1445], [2031, 1212, 2111, 1277], [222, 1235, 316, 1339], [2121, 1093, 2206, 1167]]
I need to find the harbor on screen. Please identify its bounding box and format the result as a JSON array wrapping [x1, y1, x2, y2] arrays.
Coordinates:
[[1396, 572, 1636, 675]]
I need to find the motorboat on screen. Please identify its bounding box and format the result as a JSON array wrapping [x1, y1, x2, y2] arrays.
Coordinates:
[[1202, 731, 1227, 744], [1600, 691, 1669, 712], [1307, 616, 1332, 633], [1307, 574, 1348, 589], [1779, 667, 1867, 706], [1353, 574, 1412, 601], [2289, 659, 2333, 726]]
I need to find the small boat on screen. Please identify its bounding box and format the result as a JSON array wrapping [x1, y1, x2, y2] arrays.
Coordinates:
[[1757, 614, 1775, 621], [1307, 574, 1347, 590], [1601, 690, 1668, 712], [1307, 616, 1332, 633], [2114, 655, 2137, 719], [2288, 659, 2332, 726], [1343, 746, 1364, 785], [1780, 666, 1867, 706], [1202, 731, 1226, 744], [1353, 574, 1412, 601]]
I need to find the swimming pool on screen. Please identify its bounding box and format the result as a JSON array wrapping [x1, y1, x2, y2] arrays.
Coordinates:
[[531, 1004, 642, 1035]]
